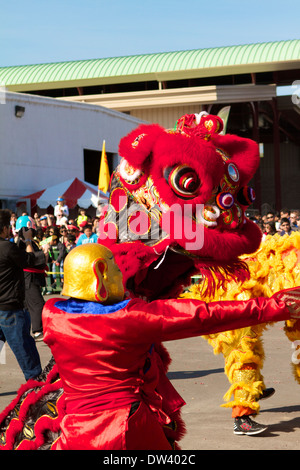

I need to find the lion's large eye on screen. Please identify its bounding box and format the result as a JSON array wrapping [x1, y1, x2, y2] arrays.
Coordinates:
[[164, 165, 201, 199]]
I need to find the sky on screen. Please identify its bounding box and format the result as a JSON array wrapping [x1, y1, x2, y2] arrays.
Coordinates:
[[0, 0, 299, 67]]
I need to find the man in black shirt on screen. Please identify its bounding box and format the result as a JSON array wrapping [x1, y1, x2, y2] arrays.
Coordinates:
[[15, 216, 48, 341], [0, 210, 42, 381]]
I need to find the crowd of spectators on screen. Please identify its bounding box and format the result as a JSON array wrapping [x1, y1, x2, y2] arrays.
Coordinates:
[[247, 208, 300, 241], [9, 200, 300, 295], [10, 198, 103, 295]]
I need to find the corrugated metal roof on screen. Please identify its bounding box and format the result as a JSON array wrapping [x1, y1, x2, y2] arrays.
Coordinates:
[[1, 39, 299, 90]]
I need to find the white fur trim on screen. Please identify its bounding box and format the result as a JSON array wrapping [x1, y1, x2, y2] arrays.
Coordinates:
[[119, 159, 142, 182], [196, 204, 220, 227]]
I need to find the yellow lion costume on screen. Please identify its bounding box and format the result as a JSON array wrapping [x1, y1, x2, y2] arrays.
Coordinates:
[[183, 231, 300, 418]]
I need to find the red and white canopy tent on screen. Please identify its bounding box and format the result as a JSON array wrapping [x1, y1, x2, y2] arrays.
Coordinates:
[[21, 177, 108, 212]]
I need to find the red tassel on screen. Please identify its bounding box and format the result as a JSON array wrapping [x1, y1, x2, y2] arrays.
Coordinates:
[[193, 258, 250, 297]]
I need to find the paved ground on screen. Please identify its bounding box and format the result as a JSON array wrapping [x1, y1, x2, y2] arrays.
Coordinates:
[[0, 306, 300, 451], [168, 322, 300, 450]]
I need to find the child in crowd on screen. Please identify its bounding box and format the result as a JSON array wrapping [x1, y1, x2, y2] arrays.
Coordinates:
[[56, 211, 68, 227], [76, 208, 88, 228], [59, 226, 69, 245], [34, 228, 45, 246], [76, 224, 98, 245], [67, 224, 80, 243], [279, 217, 294, 236], [66, 233, 77, 252], [54, 197, 69, 218], [46, 227, 67, 293]]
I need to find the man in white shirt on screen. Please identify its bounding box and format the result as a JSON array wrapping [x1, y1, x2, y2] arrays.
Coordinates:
[[56, 211, 68, 227]]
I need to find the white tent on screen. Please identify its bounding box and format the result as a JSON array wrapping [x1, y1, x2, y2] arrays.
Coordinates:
[[22, 178, 108, 209]]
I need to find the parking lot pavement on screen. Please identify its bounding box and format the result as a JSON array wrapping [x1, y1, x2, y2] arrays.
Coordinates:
[[167, 321, 300, 450]]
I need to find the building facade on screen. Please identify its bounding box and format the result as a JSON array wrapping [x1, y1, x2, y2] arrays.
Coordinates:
[[0, 91, 142, 211]]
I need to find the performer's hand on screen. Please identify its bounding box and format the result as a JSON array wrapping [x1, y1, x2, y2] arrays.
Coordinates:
[[23, 227, 33, 241], [287, 301, 300, 318], [272, 287, 300, 319]]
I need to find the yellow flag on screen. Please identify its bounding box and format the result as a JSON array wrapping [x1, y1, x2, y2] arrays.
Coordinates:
[[98, 140, 110, 193]]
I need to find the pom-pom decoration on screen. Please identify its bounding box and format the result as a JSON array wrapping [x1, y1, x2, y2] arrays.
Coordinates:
[[216, 192, 235, 210], [197, 204, 220, 227], [237, 186, 256, 207]]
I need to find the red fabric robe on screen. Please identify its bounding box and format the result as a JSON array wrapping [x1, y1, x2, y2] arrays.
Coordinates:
[[42, 296, 290, 450]]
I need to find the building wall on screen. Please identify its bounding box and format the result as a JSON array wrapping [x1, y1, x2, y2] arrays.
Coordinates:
[[260, 141, 300, 211], [279, 142, 300, 209], [0, 91, 143, 204], [130, 104, 205, 128]]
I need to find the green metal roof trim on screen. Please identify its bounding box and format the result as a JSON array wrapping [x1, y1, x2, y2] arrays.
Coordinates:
[[1, 39, 299, 89]]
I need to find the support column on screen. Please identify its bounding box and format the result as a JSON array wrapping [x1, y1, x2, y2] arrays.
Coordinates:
[[271, 98, 282, 212], [249, 102, 262, 211]]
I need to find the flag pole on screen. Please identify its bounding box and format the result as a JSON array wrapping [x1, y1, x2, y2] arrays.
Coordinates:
[[97, 140, 104, 204], [98, 139, 110, 205]]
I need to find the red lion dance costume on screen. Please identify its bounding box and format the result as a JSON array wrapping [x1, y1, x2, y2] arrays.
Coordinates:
[[98, 111, 300, 434], [0, 112, 299, 449]]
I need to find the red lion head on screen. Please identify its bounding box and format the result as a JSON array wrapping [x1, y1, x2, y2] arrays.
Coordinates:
[[99, 112, 262, 300]]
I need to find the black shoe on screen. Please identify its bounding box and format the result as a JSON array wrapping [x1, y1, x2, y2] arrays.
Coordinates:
[[234, 416, 268, 435], [259, 387, 275, 400]]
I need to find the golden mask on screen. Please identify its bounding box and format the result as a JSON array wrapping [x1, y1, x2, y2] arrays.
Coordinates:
[[61, 244, 124, 304]]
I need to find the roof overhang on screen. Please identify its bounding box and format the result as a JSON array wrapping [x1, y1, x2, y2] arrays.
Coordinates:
[[1, 40, 299, 94], [2, 60, 299, 93], [59, 84, 277, 111]]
